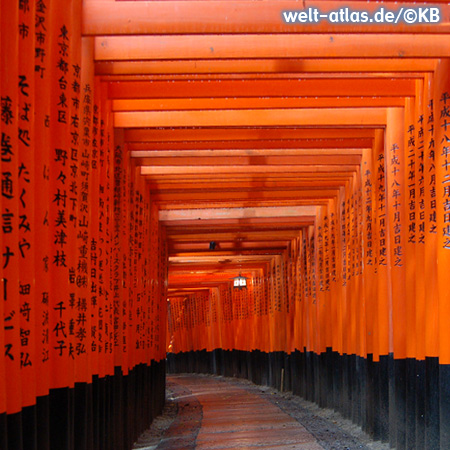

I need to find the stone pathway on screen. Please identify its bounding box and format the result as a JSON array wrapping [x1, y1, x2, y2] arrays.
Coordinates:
[[133, 375, 387, 450]]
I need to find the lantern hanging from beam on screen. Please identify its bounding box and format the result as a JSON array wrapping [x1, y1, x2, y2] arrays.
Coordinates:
[[233, 273, 247, 289]]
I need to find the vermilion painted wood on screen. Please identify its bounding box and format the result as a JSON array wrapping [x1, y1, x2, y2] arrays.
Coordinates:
[[422, 73, 439, 360], [435, 59, 450, 364], [124, 128, 376, 142], [95, 58, 436, 76], [102, 73, 425, 83], [148, 174, 353, 183], [134, 154, 362, 166], [158, 200, 332, 210], [150, 181, 349, 192], [160, 206, 318, 221], [83, 1, 450, 35], [116, 108, 387, 128], [168, 232, 310, 242], [168, 263, 269, 272], [142, 165, 358, 175], [1, 0, 21, 415], [108, 79, 415, 99], [128, 140, 373, 151], [95, 34, 450, 61], [86, 0, 450, 386], [18, 0, 36, 410], [132, 149, 364, 157], [112, 97, 406, 112]]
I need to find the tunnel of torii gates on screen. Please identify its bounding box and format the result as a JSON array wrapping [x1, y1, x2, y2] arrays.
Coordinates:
[[2, 0, 450, 449]]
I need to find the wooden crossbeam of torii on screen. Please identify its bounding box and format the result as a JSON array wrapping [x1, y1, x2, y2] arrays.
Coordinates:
[[94, 34, 450, 60], [107, 79, 415, 98], [83, 1, 450, 35], [95, 58, 436, 76], [124, 128, 377, 143], [112, 97, 406, 111], [115, 108, 388, 128]]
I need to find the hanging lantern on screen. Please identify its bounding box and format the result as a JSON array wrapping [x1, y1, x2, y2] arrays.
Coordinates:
[[233, 273, 247, 289]]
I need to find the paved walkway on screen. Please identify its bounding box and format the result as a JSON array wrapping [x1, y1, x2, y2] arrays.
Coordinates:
[[134, 375, 383, 450], [182, 376, 324, 450]]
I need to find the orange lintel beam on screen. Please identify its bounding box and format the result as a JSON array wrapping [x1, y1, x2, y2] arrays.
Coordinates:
[[158, 199, 331, 210], [169, 275, 246, 283], [159, 206, 317, 221], [151, 174, 349, 182], [135, 154, 361, 166], [153, 185, 344, 195], [83, 1, 450, 35], [167, 289, 215, 296], [128, 141, 372, 151], [168, 271, 268, 279], [166, 228, 310, 237], [124, 128, 376, 142], [169, 237, 299, 244], [169, 242, 291, 251], [167, 285, 242, 293], [168, 271, 257, 279], [147, 173, 353, 182], [169, 256, 278, 264], [108, 79, 414, 99], [165, 221, 315, 231], [112, 97, 405, 111], [95, 34, 450, 61], [101, 72, 425, 82], [130, 149, 364, 157], [169, 260, 273, 268], [169, 249, 284, 257], [149, 176, 351, 186], [168, 231, 301, 241], [169, 254, 271, 264], [167, 278, 261, 286], [148, 178, 352, 189], [168, 284, 236, 292], [168, 283, 231, 289], [115, 108, 387, 128], [151, 189, 339, 203], [95, 58, 436, 76], [165, 220, 315, 230], [169, 269, 261, 276], [169, 273, 261, 283], [151, 181, 346, 191], [127, 140, 373, 150], [169, 268, 271, 278], [141, 165, 357, 175]]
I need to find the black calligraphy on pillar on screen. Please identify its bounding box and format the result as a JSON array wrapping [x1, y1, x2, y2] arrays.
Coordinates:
[[113, 145, 122, 348], [428, 99, 437, 234], [407, 123, 417, 244], [35, 0, 48, 79], [317, 225, 324, 292], [18, 71, 34, 370], [348, 195, 354, 280], [364, 167, 374, 265], [329, 213, 337, 282], [440, 91, 450, 249], [390, 143, 403, 267], [309, 234, 316, 304], [341, 199, 347, 286], [323, 216, 330, 291], [416, 114, 426, 244], [377, 154, 387, 266]]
